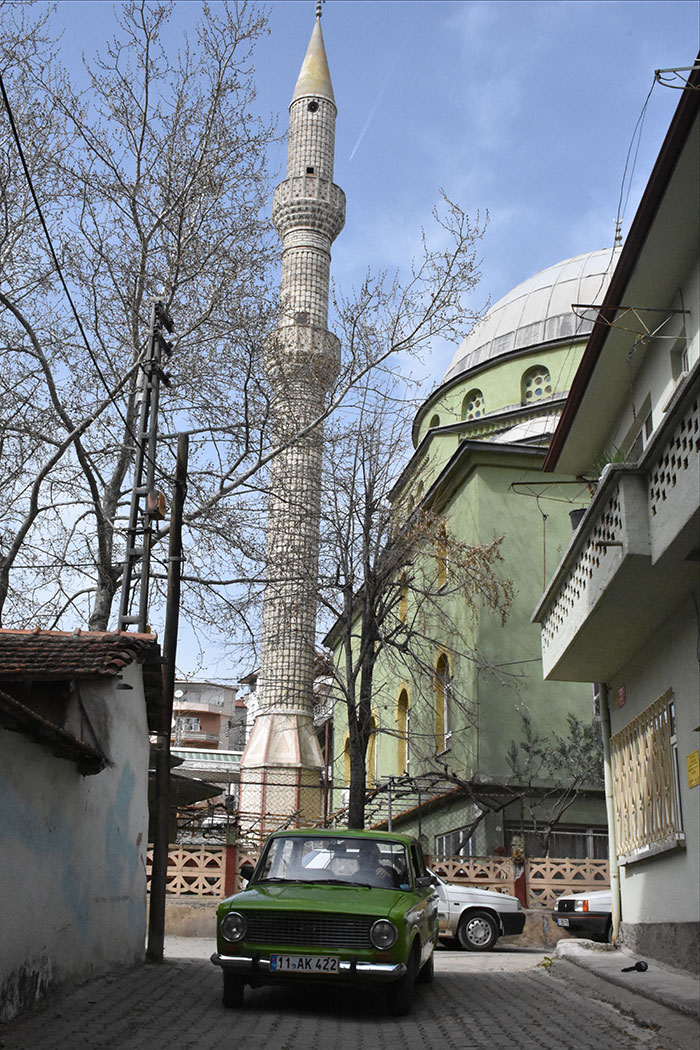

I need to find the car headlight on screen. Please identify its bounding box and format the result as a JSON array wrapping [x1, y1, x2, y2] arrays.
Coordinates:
[[221, 911, 247, 942], [574, 899, 589, 913], [370, 919, 398, 949]]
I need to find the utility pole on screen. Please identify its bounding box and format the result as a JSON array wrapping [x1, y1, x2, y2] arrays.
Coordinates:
[[147, 432, 188, 963], [118, 299, 173, 632]]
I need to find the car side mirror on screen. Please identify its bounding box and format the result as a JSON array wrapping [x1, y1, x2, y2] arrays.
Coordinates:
[[415, 875, 433, 890], [240, 861, 255, 883]]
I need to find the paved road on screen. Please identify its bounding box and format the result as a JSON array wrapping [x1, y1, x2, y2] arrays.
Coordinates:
[[0, 942, 693, 1050]]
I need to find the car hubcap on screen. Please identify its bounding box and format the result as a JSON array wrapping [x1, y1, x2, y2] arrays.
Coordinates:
[[466, 918, 491, 946]]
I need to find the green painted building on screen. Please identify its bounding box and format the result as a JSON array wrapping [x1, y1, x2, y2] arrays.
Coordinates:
[[330, 250, 617, 860]]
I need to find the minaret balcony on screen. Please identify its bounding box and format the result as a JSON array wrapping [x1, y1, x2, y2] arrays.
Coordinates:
[[264, 324, 341, 386], [273, 178, 345, 241]]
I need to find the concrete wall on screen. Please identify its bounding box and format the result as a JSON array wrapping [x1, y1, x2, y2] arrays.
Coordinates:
[[609, 598, 700, 973], [0, 662, 150, 1020]]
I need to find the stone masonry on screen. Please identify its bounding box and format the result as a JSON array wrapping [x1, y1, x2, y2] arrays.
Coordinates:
[[238, 12, 344, 840]]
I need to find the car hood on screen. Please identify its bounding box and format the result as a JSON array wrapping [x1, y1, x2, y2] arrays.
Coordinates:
[[555, 889, 612, 906], [221, 882, 418, 915], [442, 884, 520, 908]]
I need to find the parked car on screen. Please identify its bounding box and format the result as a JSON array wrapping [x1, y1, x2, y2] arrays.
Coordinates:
[[211, 828, 439, 1015], [429, 870, 526, 950], [551, 888, 612, 941]]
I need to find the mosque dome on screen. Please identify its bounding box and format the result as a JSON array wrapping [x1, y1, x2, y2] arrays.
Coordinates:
[[443, 248, 621, 384]]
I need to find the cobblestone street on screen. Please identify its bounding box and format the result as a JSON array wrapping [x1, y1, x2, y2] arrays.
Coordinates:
[[2, 944, 696, 1050]]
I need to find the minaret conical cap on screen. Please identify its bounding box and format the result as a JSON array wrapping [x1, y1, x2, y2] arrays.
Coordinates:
[[292, 17, 335, 105]]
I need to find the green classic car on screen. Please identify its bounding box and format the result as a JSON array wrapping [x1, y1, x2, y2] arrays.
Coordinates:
[[211, 828, 439, 1015]]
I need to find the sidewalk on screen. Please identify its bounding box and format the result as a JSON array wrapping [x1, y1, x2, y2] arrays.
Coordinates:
[[552, 938, 699, 1018]]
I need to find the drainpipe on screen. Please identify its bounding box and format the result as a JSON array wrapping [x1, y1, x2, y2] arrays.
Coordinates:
[[597, 682, 621, 945]]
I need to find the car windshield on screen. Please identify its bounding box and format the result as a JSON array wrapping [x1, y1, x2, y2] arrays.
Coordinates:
[[255, 836, 411, 890]]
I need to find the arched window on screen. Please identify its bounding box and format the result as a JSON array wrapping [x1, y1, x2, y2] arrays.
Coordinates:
[[435, 653, 452, 753], [436, 522, 448, 588], [429, 413, 441, 429], [522, 365, 552, 404], [462, 389, 485, 420], [396, 689, 410, 774]]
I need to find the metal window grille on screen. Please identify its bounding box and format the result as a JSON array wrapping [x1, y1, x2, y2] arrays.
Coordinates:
[[610, 689, 683, 858]]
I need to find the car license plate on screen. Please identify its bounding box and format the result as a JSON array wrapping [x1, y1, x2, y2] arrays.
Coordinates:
[[556, 917, 570, 927], [269, 954, 339, 973]]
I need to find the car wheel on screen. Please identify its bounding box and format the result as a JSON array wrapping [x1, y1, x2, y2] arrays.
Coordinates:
[[388, 943, 419, 1015], [416, 949, 434, 984], [457, 910, 499, 951], [222, 972, 245, 1008], [605, 919, 613, 944]]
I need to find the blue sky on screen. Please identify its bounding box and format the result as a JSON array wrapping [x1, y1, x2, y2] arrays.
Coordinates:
[[51, 0, 699, 678], [54, 0, 699, 383]]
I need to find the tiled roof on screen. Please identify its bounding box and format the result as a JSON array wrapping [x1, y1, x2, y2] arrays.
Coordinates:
[[0, 629, 165, 731], [0, 628, 159, 679]]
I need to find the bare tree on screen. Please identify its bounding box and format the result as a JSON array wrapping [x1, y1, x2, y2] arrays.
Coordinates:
[[0, 1, 279, 641], [506, 711, 604, 855], [319, 366, 513, 828], [0, 3, 501, 685]]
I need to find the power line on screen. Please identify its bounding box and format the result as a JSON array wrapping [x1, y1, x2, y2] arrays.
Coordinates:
[[0, 71, 174, 480]]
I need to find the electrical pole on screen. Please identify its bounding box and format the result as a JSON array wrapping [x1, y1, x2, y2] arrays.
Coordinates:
[[147, 432, 188, 963], [118, 299, 173, 632]]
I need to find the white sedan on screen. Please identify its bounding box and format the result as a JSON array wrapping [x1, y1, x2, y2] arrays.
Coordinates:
[[551, 888, 612, 942], [429, 870, 526, 950]]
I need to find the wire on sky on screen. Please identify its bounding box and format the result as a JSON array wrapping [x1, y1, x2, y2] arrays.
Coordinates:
[[0, 70, 173, 475]]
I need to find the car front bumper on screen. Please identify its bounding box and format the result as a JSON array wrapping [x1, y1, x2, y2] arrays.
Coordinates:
[[211, 951, 407, 984], [500, 913, 526, 936], [551, 912, 610, 938]]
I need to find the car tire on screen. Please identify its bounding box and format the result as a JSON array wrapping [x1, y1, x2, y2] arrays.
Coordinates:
[[222, 972, 245, 1008], [416, 949, 434, 984], [388, 943, 419, 1015], [457, 909, 499, 951]]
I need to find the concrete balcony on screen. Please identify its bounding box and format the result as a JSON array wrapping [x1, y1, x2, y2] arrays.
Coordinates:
[[177, 731, 220, 746], [534, 379, 699, 683], [646, 387, 700, 565]]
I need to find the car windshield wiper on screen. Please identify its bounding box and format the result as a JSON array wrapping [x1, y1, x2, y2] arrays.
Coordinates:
[[304, 878, 352, 886]]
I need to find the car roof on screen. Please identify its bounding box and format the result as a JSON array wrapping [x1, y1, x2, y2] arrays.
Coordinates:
[[266, 827, 419, 847]]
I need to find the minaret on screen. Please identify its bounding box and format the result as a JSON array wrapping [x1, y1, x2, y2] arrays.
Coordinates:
[[238, 8, 344, 841]]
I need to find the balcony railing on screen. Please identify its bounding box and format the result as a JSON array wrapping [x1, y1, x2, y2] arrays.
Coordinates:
[[534, 377, 699, 683]]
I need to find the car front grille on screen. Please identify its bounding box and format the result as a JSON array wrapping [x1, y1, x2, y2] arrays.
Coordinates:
[[244, 912, 374, 950], [555, 900, 576, 913]]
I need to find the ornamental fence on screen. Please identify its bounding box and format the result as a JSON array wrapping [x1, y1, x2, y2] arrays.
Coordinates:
[[146, 846, 609, 909]]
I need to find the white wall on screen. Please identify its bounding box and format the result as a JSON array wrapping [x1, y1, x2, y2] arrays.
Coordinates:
[[0, 662, 150, 1020], [609, 597, 700, 927]]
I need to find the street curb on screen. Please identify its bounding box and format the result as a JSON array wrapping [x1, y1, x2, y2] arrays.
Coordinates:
[[553, 939, 700, 1019]]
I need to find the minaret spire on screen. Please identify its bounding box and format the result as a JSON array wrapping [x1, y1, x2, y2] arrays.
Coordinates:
[[292, 11, 335, 104], [238, 11, 345, 842]]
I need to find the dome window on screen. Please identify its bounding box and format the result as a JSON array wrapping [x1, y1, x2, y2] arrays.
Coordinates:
[[461, 389, 485, 420], [522, 366, 552, 404]]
